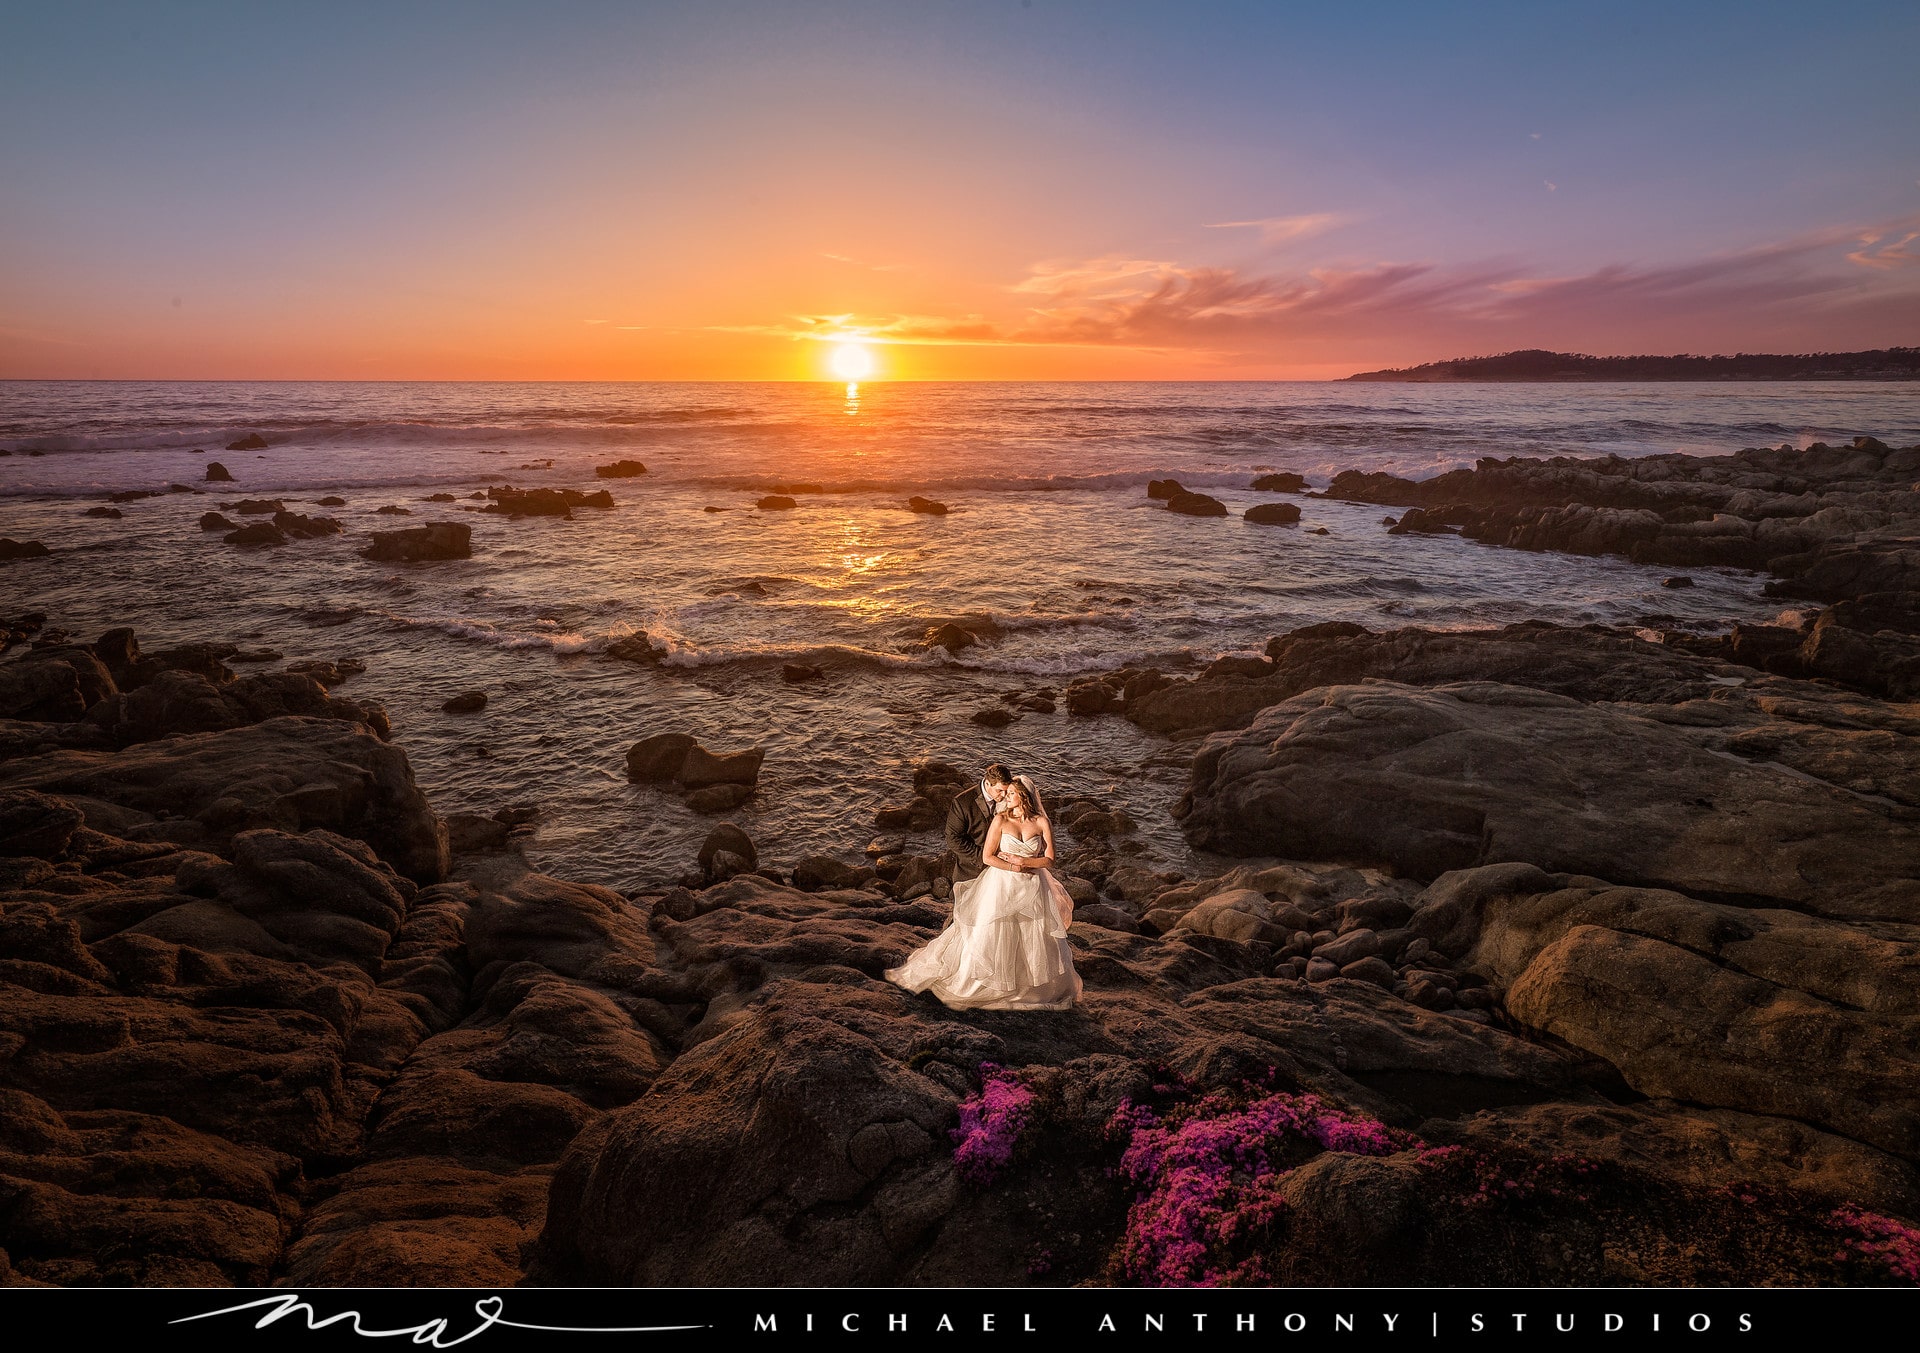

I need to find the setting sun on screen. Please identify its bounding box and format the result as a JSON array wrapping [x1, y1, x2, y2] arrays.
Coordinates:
[[829, 341, 875, 381]]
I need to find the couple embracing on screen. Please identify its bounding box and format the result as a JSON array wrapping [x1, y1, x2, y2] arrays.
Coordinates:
[[885, 764, 1084, 1011]]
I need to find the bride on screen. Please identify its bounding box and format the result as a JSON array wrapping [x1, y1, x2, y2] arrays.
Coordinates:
[[885, 774, 1083, 1010]]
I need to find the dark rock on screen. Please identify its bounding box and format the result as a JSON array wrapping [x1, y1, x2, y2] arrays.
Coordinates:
[[698, 823, 758, 878], [317, 496, 346, 507], [1182, 680, 1920, 921], [1339, 956, 1397, 988], [198, 513, 238, 532], [679, 745, 764, 789], [1146, 478, 1186, 500], [686, 783, 752, 814], [1245, 502, 1302, 525], [756, 496, 797, 511], [1662, 576, 1695, 588], [790, 854, 872, 891], [360, 523, 472, 562], [83, 506, 124, 520], [228, 499, 285, 515], [223, 523, 287, 548], [482, 487, 614, 519], [0, 540, 50, 561], [0, 715, 448, 881], [375, 505, 413, 516], [782, 663, 823, 683], [595, 460, 648, 478], [1167, 491, 1229, 518], [970, 707, 1016, 728], [906, 497, 949, 515], [1251, 472, 1307, 492], [225, 433, 268, 451], [442, 691, 488, 714], [446, 813, 512, 854], [1387, 507, 1454, 534], [626, 734, 696, 782], [270, 510, 342, 539], [926, 622, 977, 654], [204, 462, 235, 482]]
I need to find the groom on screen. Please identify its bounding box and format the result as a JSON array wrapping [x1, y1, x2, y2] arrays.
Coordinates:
[[944, 763, 1016, 884]]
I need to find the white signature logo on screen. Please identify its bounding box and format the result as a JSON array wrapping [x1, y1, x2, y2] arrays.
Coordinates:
[[172, 1294, 708, 1346]]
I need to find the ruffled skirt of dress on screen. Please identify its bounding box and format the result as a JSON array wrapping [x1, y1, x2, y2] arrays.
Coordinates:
[[885, 865, 1083, 1010]]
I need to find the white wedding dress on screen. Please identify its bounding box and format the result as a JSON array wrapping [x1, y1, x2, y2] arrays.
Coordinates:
[[885, 830, 1084, 1010]]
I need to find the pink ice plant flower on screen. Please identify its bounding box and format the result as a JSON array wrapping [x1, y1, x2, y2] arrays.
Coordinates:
[[1107, 1090, 1407, 1287], [1830, 1205, 1920, 1284], [949, 1063, 1037, 1186]]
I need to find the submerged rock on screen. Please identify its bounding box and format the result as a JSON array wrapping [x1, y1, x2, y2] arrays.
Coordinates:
[[595, 460, 648, 479]]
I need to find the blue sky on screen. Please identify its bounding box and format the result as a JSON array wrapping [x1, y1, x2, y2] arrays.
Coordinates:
[[2, 1, 1915, 377]]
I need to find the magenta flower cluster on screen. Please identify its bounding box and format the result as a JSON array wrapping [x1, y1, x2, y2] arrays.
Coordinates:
[[949, 1062, 1038, 1186], [1829, 1205, 1920, 1284], [1106, 1089, 1410, 1287]]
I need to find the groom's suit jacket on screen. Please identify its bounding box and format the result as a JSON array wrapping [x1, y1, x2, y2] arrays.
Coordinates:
[[944, 786, 996, 883]]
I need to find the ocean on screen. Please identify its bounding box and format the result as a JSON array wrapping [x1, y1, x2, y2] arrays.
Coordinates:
[[4, 379, 1916, 887]]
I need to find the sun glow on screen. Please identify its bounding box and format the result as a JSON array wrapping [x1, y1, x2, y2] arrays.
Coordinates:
[[829, 341, 875, 380]]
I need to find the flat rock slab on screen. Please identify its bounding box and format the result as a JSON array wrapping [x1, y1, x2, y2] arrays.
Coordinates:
[[1181, 680, 1920, 921]]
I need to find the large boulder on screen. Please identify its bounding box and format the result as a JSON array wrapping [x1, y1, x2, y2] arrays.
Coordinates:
[[1180, 680, 1920, 922], [0, 715, 448, 882], [1452, 879, 1920, 1161]]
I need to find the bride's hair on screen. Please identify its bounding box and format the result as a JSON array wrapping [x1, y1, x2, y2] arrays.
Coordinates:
[[1005, 777, 1039, 818]]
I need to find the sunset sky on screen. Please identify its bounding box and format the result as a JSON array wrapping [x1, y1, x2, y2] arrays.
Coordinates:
[[2, 1, 1916, 381]]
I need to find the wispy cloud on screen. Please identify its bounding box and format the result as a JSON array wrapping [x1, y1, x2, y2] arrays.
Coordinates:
[[1847, 229, 1920, 270], [1202, 212, 1348, 244], [718, 214, 1920, 362]]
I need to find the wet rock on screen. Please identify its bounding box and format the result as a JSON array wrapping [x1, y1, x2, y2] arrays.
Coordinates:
[[626, 734, 696, 782], [442, 691, 488, 714], [699, 823, 758, 878], [83, 506, 123, 520], [82, 669, 388, 746], [595, 460, 648, 478], [374, 505, 412, 516], [969, 707, 1016, 728], [906, 496, 949, 515], [1387, 507, 1454, 534], [225, 433, 268, 451], [0, 540, 51, 561], [360, 523, 472, 562], [685, 783, 752, 814], [782, 663, 823, 683], [1244, 502, 1302, 525], [1146, 478, 1186, 500], [446, 813, 512, 854], [1166, 491, 1229, 517], [197, 512, 237, 531], [1251, 472, 1307, 492], [271, 510, 342, 539], [756, 495, 797, 511], [482, 487, 614, 519], [317, 496, 347, 507], [1663, 575, 1695, 588], [924, 623, 976, 656], [204, 462, 235, 482], [227, 499, 285, 515], [223, 523, 286, 548], [678, 744, 764, 789]]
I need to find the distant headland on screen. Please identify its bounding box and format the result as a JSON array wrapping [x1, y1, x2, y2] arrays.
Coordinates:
[[1344, 346, 1920, 382]]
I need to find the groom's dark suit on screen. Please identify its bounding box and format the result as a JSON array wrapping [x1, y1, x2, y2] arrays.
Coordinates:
[[944, 785, 997, 884]]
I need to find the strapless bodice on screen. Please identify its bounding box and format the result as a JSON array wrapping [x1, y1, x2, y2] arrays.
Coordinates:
[[1000, 833, 1045, 857]]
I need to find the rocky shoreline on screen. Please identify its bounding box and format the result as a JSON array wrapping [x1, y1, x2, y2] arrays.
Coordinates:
[[1, 439, 1916, 1288]]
